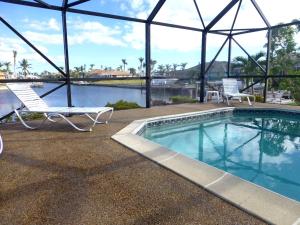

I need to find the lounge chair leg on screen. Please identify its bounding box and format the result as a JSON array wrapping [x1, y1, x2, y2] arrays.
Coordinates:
[[54, 113, 92, 132], [85, 108, 114, 125], [44, 113, 57, 123], [14, 110, 49, 130], [247, 97, 252, 106], [226, 96, 230, 106], [14, 110, 37, 130]]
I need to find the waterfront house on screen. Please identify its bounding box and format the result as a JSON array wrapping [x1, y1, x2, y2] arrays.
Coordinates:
[[0, 71, 7, 80], [88, 69, 131, 78]]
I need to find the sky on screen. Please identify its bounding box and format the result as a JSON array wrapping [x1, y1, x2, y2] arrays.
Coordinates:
[[0, 0, 300, 74]]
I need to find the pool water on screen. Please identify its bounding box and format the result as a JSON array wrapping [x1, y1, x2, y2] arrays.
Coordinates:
[[143, 112, 300, 202]]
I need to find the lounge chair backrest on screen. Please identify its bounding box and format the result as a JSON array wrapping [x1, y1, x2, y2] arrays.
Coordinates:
[[222, 78, 239, 94], [6, 83, 48, 110]]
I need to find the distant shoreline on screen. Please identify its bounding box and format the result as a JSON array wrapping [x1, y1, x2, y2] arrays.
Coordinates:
[[71, 82, 145, 90]]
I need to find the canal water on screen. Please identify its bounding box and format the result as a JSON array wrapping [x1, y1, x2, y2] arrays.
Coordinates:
[[0, 83, 191, 118]]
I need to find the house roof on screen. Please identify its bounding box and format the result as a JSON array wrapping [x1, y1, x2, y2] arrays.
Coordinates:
[[88, 69, 130, 77]]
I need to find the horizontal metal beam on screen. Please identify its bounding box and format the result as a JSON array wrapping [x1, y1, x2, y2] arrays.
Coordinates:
[[0, 0, 62, 10], [208, 30, 230, 36], [229, 75, 265, 78], [270, 20, 300, 30], [232, 27, 267, 36], [3, 74, 300, 84], [152, 21, 203, 32], [229, 74, 300, 78], [33, 0, 52, 8], [211, 27, 267, 32], [69, 77, 147, 82], [67, 8, 146, 23], [267, 75, 300, 78], [0, 78, 66, 83]]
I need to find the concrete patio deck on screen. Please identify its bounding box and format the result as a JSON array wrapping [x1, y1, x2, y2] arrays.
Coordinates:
[[1, 102, 298, 225]]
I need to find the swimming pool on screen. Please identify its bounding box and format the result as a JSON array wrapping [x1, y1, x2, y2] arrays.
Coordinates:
[[142, 109, 300, 202], [112, 107, 300, 224]]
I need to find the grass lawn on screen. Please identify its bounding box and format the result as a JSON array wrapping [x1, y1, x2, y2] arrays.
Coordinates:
[[288, 102, 300, 106], [94, 79, 145, 86]]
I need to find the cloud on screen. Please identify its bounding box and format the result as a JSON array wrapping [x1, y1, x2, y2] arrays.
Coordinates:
[[68, 31, 126, 46], [25, 18, 61, 31], [131, 0, 144, 10], [68, 19, 126, 46], [48, 18, 60, 31], [21, 19, 126, 47], [0, 36, 62, 68], [23, 31, 63, 44]]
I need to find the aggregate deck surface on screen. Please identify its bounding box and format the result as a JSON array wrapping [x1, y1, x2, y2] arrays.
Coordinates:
[[1, 102, 294, 225]]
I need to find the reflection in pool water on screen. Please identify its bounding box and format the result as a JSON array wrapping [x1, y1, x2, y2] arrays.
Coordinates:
[[143, 113, 300, 202]]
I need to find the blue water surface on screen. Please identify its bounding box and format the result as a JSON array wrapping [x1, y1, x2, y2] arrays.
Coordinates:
[[143, 113, 300, 202]]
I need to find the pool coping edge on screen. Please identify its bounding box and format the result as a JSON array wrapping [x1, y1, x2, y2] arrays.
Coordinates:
[[111, 107, 300, 225]]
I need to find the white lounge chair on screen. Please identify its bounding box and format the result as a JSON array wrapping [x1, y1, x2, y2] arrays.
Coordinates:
[[7, 83, 113, 132], [222, 78, 255, 106], [0, 134, 3, 154]]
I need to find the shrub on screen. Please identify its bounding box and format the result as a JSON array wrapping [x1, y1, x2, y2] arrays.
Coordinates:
[[170, 96, 197, 104], [105, 100, 141, 110], [151, 100, 168, 106], [254, 95, 264, 103], [241, 95, 264, 103], [5, 112, 44, 123], [279, 78, 300, 102]]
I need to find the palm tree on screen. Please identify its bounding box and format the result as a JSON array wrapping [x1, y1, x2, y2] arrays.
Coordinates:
[[172, 63, 178, 76], [165, 64, 171, 77], [73, 66, 81, 78], [4, 62, 11, 73], [180, 62, 188, 70], [89, 64, 95, 72], [150, 60, 157, 73], [117, 65, 123, 71], [0, 62, 3, 71], [13, 50, 17, 76], [121, 59, 127, 71], [80, 65, 86, 78], [157, 64, 165, 76], [139, 57, 144, 76], [18, 59, 31, 78], [129, 67, 136, 76], [138, 57, 144, 76], [232, 51, 265, 90]]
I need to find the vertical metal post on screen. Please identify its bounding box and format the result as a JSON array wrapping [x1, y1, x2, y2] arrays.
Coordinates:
[[200, 32, 207, 102], [62, 8, 72, 107], [145, 23, 151, 108], [263, 29, 272, 103], [227, 35, 232, 77]]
